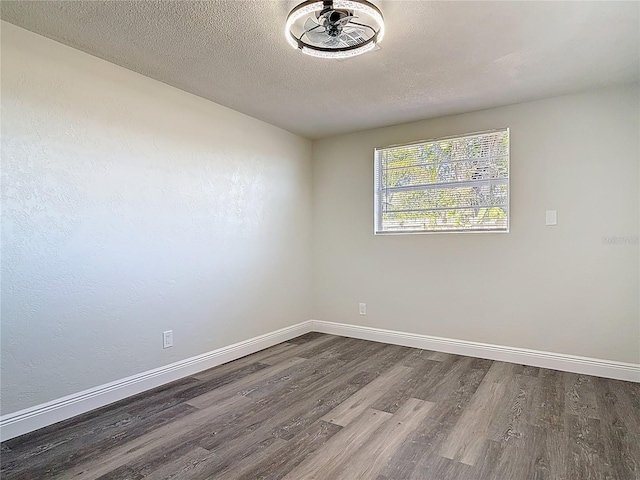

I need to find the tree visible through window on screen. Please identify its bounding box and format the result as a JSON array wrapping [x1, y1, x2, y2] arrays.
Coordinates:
[[374, 129, 509, 233]]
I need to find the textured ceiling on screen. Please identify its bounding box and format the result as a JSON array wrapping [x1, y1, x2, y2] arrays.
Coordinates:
[[2, 1, 639, 139]]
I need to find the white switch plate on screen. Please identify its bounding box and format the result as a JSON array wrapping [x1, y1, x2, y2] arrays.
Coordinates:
[[359, 303, 366, 315], [163, 330, 173, 349], [545, 210, 557, 226]]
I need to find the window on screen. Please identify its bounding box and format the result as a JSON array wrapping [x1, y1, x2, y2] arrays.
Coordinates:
[[374, 128, 509, 234]]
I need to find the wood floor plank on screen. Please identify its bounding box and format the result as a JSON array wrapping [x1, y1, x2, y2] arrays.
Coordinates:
[[185, 356, 306, 409], [475, 434, 532, 480], [259, 335, 340, 365], [284, 335, 351, 360], [2, 376, 199, 454], [138, 362, 270, 411], [95, 465, 144, 480], [234, 420, 343, 480], [124, 443, 213, 479], [565, 372, 600, 419], [268, 369, 378, 441], [379, 359, 490, 479], [409, 453, 477, 480], [330, 398, 435, 479], [173, 435, 286, 479], [0, 402, 199, 480], [320, 363, 414, 426], [281, 409, 393, 480], [141, 446, 215, 480], [605, 378, 640, 434], [529, 427, 569, 480], [529, 367, 565, 431], [241, 351, 344, 400], [565, 414, 607, 480], [215, 438, 289, 479], [469, 357, 494, 371], [288, 332, 327, 344], [370, 359, 439, 413], [592, 377, 640, 479], [401, 348, 436, 366], [427, 351, 457, 362], [487, 373, 538, 443], [481, 360, 520, 384], [258, 344, 317, 366], [116, 411, 286, 480], [191, 343, 295, 380], [54, 394, 253, 480], [478, 418, 573, 480], [468, 370, 540, 479], [411, 355, 477, 402], [193, 409, 323, 478], [439, 380, 506, 465], [332, 337, 388, 362]]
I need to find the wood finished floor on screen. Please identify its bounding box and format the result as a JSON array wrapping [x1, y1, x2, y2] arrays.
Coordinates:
[[2, 333, 639, 480]]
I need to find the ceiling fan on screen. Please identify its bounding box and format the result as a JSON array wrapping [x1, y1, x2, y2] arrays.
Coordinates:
[[285, 0, 385, 59]]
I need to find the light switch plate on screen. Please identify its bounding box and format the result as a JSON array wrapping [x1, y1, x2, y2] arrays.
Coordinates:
[[163, 330, 173, 349], [545, 210, 557, 226]]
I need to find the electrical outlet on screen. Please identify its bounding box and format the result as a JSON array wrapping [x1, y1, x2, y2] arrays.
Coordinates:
[[163, 330, 173, 349], [359, 303, 366, 315]]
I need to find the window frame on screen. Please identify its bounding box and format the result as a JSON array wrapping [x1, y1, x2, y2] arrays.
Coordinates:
[[374, 128, 510, 235]]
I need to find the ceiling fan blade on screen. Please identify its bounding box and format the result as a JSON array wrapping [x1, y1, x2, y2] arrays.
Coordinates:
[[322, 36, 343, 48], [307, 30, 331, 44], [343, 25, 365, 35], [303, 17, 322, 32], [337, 14, 356, 25], [303, 17, 329, 43], [326, 30, 365, 48]]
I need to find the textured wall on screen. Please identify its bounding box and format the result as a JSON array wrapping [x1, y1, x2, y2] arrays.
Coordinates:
[[312, 85, 640, 364], [1, 23, 312, 414]]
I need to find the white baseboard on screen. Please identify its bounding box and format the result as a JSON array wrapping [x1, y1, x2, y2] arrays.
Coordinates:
[[311, 320, 640, 383], [3, 318, 638, 442], [0, 321, 312, 442]]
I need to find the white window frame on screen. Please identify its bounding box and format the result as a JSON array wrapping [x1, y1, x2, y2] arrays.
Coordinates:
[[374, 128, 510, 235]]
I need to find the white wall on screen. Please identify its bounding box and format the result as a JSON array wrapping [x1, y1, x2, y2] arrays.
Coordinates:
[[312, 85, 640, 364], [0, 22, 312, 414]]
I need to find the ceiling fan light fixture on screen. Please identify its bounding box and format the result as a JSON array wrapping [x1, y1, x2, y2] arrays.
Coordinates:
[[285, 0, 384, 59]]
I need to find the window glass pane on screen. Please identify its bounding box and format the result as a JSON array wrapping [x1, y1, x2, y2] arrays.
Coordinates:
[[375, 129, 509, 234]]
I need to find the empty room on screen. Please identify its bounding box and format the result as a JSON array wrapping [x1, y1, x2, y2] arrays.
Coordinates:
[[1, 1, 639, 479]]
